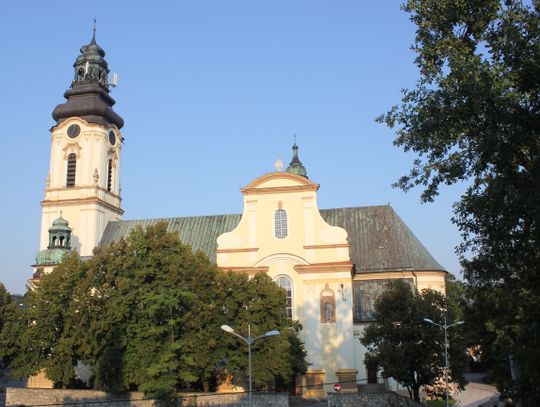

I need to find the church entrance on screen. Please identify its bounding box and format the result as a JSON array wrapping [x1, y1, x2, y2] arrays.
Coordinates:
[[367, 365, 378, 384]]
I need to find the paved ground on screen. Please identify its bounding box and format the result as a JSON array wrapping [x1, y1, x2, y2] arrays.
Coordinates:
[[454, 373, 500, 407]]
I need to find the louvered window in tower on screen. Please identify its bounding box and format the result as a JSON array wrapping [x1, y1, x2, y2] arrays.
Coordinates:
[[274, 209, 288, 239], [107, 159, 113, 192], [66, 153, 76, 187]]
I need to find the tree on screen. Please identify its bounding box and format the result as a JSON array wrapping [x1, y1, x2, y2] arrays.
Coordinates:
[[445, 274, 466, 323], [361, 280, 467, 402], [378, 0, 539, 402], [218, 271, 308, 389], [7, 253, 87, 386], [0, 283, 18, 370], [7, 223, 307, 398]]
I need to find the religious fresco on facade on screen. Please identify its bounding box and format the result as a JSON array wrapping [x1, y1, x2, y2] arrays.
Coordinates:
[[320, 284, 336, 323], [352, 278, 414, 322]]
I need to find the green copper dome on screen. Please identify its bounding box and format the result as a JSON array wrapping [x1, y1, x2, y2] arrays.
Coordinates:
[[35, 215, 72, 266], [51, 215, 71, 232], [35, 248, 69, 266], [285, 143, 308, 178]]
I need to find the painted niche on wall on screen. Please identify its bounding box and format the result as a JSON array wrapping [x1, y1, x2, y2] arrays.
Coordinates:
[[320, 284, 336, 323]]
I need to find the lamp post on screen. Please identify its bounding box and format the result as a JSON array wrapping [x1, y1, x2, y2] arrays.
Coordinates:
[[221, 323, 280, 406], [424, 317, 464, 407]]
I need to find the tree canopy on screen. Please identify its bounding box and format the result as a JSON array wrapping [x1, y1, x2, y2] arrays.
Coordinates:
[[361, 280, 467, 402], [6, 223, 307, 398], [379, 0, 539, 402], [0, 283, 18, 369]]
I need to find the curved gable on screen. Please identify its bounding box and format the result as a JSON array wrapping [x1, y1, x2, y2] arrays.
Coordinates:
[[241, 172, 319, 195]]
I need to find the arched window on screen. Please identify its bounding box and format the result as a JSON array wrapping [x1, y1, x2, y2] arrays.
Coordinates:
[[107, 159, 113, 192], [66, 153, 76, 187], [274, 209, 288, 239], [275, 275, 293, 318]]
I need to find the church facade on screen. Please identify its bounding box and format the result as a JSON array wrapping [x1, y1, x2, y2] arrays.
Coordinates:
[[32, 33, 447, 396]]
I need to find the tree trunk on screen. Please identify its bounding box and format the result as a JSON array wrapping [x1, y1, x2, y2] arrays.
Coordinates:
[[413, 385, 420, 402]]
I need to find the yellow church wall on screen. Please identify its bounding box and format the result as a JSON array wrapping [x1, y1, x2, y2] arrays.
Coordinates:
[[217, 172, 357, 395], [40, 200, 121, 258], [217, 173, 350, 269], [39, 118, 123, 258]]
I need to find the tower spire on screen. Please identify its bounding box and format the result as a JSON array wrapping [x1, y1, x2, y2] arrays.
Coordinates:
[[51, 29, 124, 129], [285, 140, 308, 178]]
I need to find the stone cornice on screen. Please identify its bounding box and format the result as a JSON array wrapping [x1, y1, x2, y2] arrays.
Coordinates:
[[294, 261, 354, 274], [218, 266, 269, 275], [216, 247, 259, 254], [41, 196, 124, 215], [241, 184, 319, 195], [51, 116, 120, 133], [245, 172, 315, 188], [45, 185, 122, 200], [303, 243, 350, 250], [352, 270, 447, 280]]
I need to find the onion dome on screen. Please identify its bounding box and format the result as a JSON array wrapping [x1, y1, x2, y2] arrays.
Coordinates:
[[52, 28, 124, 129], [50, 215, 71, 233], [285, 143, 308, 178], [34, 215, 72, 266]]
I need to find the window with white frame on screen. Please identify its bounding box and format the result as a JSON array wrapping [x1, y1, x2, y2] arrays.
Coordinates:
[[275, 275, 293, 318], [274, 209, 288, 239]]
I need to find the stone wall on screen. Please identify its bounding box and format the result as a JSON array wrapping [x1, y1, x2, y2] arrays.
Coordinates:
[[179, 392, 288, 406], [6, 388, 155, 407], [6, 388, 288, 407], [327, 391, 424, 407]]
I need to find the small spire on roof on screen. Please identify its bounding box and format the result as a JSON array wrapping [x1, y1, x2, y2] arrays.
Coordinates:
[[91, 18, 97, 43], [285, 138, 308, 178]]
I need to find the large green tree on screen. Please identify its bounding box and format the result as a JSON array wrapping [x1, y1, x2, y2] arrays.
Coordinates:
[[0, 283, 18, 370], [7, 223, 307, 398], [379, 0, 539, 403], [8, 253, 87, 386], [361, 280, 467, 402]]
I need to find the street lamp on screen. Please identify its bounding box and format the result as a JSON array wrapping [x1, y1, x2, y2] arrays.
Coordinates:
[[221, 323, 280, 406], [423, 317, 464, 407]]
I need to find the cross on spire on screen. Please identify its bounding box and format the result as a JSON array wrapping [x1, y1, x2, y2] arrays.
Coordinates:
[[93, 18, 97, 33]]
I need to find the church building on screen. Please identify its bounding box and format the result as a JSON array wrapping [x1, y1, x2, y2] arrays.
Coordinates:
[[31, 32, 447, 397]]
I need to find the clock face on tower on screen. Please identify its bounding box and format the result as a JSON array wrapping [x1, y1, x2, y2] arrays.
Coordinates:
[[67, 124, 81, 139], [109, 131, 116, 146]]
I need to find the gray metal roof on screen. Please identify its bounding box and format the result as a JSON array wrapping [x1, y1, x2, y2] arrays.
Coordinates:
[[99, 205, 445, 272], [319, 206, 445, 272]]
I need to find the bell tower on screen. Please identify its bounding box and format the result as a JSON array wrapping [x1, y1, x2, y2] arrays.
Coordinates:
[[39, 27, 124, 258]]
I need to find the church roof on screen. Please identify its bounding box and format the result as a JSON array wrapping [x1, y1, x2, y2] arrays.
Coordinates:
[[99, 205, 445, 273]]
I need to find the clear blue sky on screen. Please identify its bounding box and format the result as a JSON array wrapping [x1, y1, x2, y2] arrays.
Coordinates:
[[0, 1, 465, 294]]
